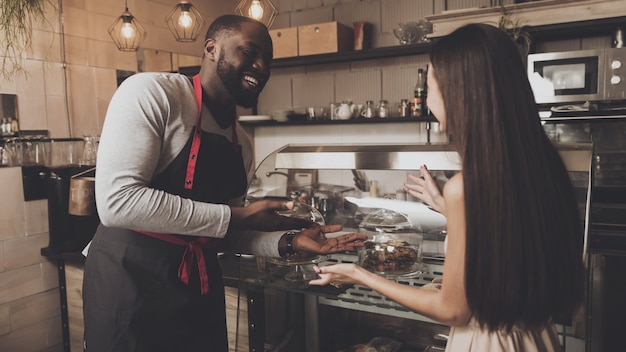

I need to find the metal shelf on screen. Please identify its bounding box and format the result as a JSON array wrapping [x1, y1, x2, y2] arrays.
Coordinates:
[[272, 42, 432, 68], [239, 115, 437, 126]]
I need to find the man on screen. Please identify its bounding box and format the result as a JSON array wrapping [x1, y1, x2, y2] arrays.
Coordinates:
[[83, 15, 365, 352]]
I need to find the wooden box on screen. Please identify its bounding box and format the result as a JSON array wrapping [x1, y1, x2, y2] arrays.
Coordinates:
[[298, 21, 353, 56], [269, 27, 298, 59]]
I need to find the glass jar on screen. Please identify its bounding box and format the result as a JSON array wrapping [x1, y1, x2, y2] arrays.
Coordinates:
[[357, 208, 426, 278]]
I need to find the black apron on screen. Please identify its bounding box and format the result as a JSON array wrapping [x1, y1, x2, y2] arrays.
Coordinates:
[[83, 75, 247, 352]]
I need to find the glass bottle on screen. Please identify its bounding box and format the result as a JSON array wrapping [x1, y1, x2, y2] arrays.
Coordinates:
[[423, 64, 430, 116], [79, 135, 98, 166], [399, 99, 409, 118], [276, 191, 325, 225], [10, 117, 19, 133], [377, 100, 389, 118], [0, 118, 8, 134], [369, 180, 379, 198], [412, 68, 425, 117]]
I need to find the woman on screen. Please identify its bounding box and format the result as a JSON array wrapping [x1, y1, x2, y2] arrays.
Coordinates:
[[310, 23, 584, 351]]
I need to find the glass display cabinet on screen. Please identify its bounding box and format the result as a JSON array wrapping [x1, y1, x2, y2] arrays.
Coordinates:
[[229, 142, 592, 352]]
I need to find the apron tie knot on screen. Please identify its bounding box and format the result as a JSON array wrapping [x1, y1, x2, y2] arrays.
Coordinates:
[[135, 230, 220, 295]]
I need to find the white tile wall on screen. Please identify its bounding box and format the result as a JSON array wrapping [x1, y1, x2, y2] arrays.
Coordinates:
[[0, 304, 9, 334], [290, 6, 334, 25], [333, 1, 381, 35], [446, 0, 492, 10], [382, 0, 435, 32], [4, 234, 50, 270], [0, 168, 26, 241], [0, 167, 61, 350], [16, 60, 48, 131], [293, 73, 335, 108], [258, 75, 294, 114], [27, 30, 62, 63]]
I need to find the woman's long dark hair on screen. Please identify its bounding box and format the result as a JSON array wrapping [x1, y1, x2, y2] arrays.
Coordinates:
[[430, 24, 584, 332]]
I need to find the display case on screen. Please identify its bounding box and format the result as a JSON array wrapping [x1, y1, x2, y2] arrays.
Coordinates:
[[232, 142, 592, 352]]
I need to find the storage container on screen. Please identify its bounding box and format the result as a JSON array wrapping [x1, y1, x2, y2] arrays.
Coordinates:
[[357, 208, 426, 279], [47, 165, 99, 252], [298, 21, 353, 56], [269, 27, 298, 58], [44, 138, 85, 167]]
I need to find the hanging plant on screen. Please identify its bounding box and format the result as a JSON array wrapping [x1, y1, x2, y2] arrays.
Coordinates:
[[496, 4, 533, 57], [0, 0, 53, 79]]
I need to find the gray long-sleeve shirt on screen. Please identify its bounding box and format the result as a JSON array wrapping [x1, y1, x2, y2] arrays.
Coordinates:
[[93, 72, 283, 257]]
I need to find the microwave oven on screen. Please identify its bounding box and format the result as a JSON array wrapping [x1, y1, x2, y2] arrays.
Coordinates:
[[527, 47, 626, 104]]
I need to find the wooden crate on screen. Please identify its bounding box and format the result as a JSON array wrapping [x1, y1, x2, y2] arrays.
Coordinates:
[[298, 21, 353, 56], [269, 27, 298, 59]]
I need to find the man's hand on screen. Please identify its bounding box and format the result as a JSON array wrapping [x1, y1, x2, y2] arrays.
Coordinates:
[[293, 225, 367, 254]]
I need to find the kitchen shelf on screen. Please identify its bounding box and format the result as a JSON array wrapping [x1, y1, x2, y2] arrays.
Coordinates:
[[526, 16, 626, 43], [178, 42, 432, 75], [272, 42, 432, 68], [240, 115, 437, 126], [269, 15, 626, 69]]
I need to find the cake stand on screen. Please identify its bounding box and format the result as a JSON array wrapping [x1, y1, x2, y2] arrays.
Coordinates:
[[267, 254, 329, 283]]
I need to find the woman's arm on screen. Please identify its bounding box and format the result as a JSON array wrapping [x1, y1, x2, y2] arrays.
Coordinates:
[[405, 165, 446, 215], [311, 173, 471, 326]]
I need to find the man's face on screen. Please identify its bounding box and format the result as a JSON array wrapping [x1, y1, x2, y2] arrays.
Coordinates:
[[215, 22, 273, 108]]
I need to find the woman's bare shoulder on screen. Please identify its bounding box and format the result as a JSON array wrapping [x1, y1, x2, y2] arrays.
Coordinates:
[[443, 172, 464, 202]]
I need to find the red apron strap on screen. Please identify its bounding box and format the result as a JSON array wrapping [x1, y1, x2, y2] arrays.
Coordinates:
[[136, 230, 220, 295], [186, 75, 240, 188], [137, 74, 240, 294], [184, 75, 204, 190]]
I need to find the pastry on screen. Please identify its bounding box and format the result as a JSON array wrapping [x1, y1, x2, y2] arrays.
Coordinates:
[[360, 239, 418, 273]]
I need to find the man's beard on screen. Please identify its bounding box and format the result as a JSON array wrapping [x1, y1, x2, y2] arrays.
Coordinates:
[[216, 53, 261, 108]]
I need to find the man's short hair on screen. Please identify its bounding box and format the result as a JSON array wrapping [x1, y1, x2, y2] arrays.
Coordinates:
[[205, 14, 266, 42]]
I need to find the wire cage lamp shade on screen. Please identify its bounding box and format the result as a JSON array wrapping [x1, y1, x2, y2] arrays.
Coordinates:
[[165, 1, 206, 42], [108, 6, 147, 52], [235, 0, 278, 28]]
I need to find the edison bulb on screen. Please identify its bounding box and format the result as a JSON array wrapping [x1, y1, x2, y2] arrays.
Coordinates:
[[248, 0, 264, 20], [178, 11, 193, 28], [121, 22, 135, 39]]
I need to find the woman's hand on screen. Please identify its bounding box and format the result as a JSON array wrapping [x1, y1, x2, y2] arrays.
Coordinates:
[[293, 225, 367, 254], [229, 200, 313, 231], [309, 263, 366, 286], [405, 165, 446, 215]]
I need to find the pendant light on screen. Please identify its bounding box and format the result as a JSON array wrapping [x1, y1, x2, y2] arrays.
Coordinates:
[[235, 0, 278, 28], [108, 0, 147, 52], [165, 1, 206, 42]]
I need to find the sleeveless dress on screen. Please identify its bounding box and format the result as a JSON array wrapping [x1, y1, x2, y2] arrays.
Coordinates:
[[445, 318, 561, 352], [442, 235, 562, 352]]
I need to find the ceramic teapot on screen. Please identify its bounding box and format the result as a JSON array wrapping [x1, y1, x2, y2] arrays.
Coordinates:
[[335, 101, 356, 120]]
